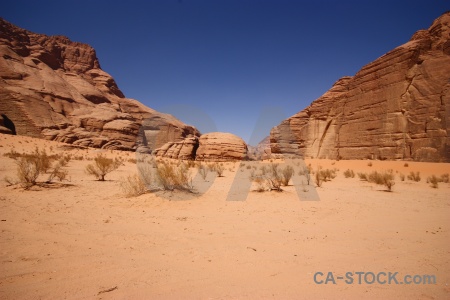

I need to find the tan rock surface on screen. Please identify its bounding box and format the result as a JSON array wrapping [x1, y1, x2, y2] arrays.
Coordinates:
[[271, 12, 450, 162], [0, 18, 199, 151], [195, 132, 247, 161]]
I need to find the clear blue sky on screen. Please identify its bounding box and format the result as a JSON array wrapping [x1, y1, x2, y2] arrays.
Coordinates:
[[3, 1, 449, 145]]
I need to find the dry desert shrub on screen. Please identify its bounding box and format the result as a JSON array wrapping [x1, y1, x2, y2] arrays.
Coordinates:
[[156, 162, 193, 191], [249, 163, 282, 192], [120, 174, 147, 197], [404, 162, 409, 167], [16, 156, 40, 188], [399, 173, 405, 181], [357, 172, 368, 181], [211, 162, 225, 177], [85, 154, 122, 181], [299, 166, 311, 185], [368, 162, 373, 167], [315, 168, 337, 187], [407, 171, 421, 182], [343, 169, 355, 178], [426, 173, 449, 188], [427, 175, 439, 189], [281, 165, 294, 186], [197, 164, 208, 180], [367, 170, 395, 191], [11, 148, 69, 189]]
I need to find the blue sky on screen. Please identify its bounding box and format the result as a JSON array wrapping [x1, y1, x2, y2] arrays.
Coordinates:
[[3, 1, 449, 145]]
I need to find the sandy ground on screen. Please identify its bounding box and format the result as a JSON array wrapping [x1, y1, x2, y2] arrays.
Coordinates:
[[0, 133, 449, 299]]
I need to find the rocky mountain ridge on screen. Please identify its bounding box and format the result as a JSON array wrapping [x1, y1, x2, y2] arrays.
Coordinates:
[[0, 18, 199, 151], [270, 12, 450, 162]]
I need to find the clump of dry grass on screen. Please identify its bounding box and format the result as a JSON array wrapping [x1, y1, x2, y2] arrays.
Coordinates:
[[427, 175, 439, 189], [85, 154, 122, 181], [407, 171, 421, 182], [120, 174, 147, 197], [368, 170, 395, 191], [156, 162, 193, 191], [315, 167, 337, 187], [426, 173, 449, 189], [298, 166, 312, 185], [281, 165, 294, 186], [211, 162, 225, 177], [197, 164, 208, 181], [8, 148, 69, 189], [343, 169, 355, 178], [249, 163, 283, 192], [357, 172, 368, 181]]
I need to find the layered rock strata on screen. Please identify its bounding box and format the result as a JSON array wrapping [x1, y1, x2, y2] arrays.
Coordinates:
[[270, 12, 450, 162]]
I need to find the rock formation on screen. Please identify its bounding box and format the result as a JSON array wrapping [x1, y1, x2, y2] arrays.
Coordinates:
[[196, 132, 248, 161], [154, 132, 248, 161], [0, 18, 199, 151], [270, 12, 450, 162]]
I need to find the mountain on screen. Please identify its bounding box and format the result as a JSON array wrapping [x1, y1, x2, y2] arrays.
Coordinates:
[[270, 12, 450, 162], [0, 18, 199, 151]]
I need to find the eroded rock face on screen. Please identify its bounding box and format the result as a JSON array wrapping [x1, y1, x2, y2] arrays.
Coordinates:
[[0, 18, 199, 151], [247, 136, 271, 160], [196, 132, 248, 161], [271, 12, 450, 162], [153, 136, 199, 160]]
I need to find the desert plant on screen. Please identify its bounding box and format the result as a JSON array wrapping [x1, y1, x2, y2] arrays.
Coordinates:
[[213, 163, 225, 177], [249, 163, 283, 192], [281, 165, 294, 186], [85, 154, 122, 181], [368, 162, 373, 167], [156, 162, 193, 191], [315, 171, 323, 187], [16, 156, 40, 189], [404, 162, 409, 167], [399, 173, 405, 181], [252, 176, 266, 192], [440, 173, 449, 183], [358, 172, 368, 181], [46, 162, 68, 183], [427, 175, 439, 189], [121, 174, 147, 197], [268, 163, 282, 191], [343, 169, 355, 178], [407, 171, 421, 182], [198, 164, 208, 180], [368, 170, 395, 191], [299, 167, 311, 185]]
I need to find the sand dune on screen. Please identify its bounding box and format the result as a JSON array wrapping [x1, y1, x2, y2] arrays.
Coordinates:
[[0, 133, 449, 299]]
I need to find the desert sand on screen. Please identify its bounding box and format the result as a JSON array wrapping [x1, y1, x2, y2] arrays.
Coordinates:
[[0, 133, 449, 299]]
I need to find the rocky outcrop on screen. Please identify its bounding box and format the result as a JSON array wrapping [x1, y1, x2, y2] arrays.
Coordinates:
[[270, 12, 450, 162], [154, 132, 248, 161], [153, 136, 199, 160], [0, 18, 199, 151], [196, 132, 248, 161]]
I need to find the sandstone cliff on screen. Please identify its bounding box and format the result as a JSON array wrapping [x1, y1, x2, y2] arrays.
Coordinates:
[[0, 18, 199, 151], [270, 12, 450, 162]]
